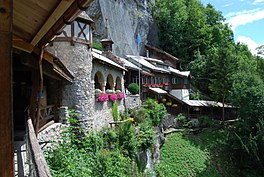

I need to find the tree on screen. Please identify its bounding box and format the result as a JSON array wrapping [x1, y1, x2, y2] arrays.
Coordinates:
[[208, 44, 237, 121]]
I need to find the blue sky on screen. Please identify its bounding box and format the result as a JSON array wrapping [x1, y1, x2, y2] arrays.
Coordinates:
[[201, 0, 264, 55]]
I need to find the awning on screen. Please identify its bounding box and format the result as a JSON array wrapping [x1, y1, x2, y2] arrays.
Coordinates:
[[182, 100, 233, 108], [142, 70, 154, 76], [149, 87, 168, 95]]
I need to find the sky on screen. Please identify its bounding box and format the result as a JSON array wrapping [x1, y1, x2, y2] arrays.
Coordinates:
[[201, 0, 264, 55]]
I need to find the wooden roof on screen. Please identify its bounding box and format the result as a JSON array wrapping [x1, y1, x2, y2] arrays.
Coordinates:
[[145, 44, 181, 62], [13, 0, 94, 53]]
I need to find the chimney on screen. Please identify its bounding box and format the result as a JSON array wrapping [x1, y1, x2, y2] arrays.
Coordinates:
[[100, 38, 114, 54]]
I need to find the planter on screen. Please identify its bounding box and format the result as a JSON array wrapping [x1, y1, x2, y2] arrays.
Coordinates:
[[109, 94, 118, 101], [96, 93, 108, 102], [166, 102, 172, 106]]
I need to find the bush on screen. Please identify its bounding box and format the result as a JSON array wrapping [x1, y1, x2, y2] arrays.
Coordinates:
[[112, 101, 119, 121], [116, 121, 137, 159], [198, 115, 218, 128], [137, 122, 154, 151], [128, 83, 139, 95], [144, 98, 167, 126], [92, 42, 102, 50], [133, 108, 151, 124]]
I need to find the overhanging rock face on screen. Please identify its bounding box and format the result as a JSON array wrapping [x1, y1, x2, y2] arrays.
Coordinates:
[[86, 0, 159, 57]]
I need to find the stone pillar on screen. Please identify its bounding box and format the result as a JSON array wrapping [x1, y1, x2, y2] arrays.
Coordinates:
[[47, 42, 94, 132]]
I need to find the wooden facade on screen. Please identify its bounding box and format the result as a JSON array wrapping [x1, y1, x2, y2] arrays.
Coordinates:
[[0, 1, 14, 176], [0, 0, 94, 176]]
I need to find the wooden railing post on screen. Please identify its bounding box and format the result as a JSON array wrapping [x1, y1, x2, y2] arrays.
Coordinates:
[[0, 0, 14, 176], [35, 46, 44, 135]]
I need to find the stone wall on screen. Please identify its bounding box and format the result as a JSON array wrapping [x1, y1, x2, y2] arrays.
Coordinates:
[[47, 42, 125, 132], [47, 42, 94, 132], [125, 94, 141, 109]]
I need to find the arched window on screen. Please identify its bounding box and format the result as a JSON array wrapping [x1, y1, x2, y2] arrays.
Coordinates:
[[106, 74, 114, 90], [94, 71, 104, 90], [115, 76, 122, 91]]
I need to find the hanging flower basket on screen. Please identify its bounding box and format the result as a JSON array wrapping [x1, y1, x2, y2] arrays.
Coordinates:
[[96, 93, 108, 102], [109, 94, 118, 101], [166, 102, 172, 106], [161, 98, 166, 103], [172, 104, 178, 108]]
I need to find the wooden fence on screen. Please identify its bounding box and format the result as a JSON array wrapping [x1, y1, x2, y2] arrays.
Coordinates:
[[26, 118, 52, 177]]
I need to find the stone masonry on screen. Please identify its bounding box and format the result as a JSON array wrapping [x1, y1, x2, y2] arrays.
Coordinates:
[[47, 42, 125, 132]]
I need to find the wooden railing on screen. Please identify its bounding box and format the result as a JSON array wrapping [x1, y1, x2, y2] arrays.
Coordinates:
[[26, 118, 52, 177], [39, 105, 55, 129]]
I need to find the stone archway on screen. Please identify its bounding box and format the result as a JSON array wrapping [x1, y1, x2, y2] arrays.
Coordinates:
[[106, 74, 114, 90], [115, 76, 122, 91], [94, 71, 104, 90]]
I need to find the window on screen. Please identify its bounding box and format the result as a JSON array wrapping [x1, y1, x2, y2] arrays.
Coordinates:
[[172, 77, 178, 84]]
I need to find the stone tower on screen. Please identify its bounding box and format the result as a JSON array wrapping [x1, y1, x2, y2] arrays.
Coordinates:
[[47, 12, 96, 132]]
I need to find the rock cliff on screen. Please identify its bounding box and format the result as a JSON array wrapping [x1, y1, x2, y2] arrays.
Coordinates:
[[86, 0, 159, 57]]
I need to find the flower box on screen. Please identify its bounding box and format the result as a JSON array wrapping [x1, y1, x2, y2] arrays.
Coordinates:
[[166, 102, 172, 106], [172, 104, 178, 108], [96, 93, 108, 102], [164, 82, 171, 86], [95, 89, 103, 98], [117, 92, 125, 100], [109, 94, 118, 101]]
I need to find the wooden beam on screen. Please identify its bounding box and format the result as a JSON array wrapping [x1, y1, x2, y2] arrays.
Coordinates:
[[0, 0, 14, 176], [35, 47, 44, 135], [40, 0, 94, 45], [13, 35, 34, 53], [30, 0, 75, 46]]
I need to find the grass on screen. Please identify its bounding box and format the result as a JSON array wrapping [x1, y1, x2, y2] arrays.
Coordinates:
[[156, 129, 241, 177]]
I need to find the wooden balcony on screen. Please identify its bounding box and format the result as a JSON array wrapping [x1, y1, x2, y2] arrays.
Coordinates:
[[39, 105, 56, 130]]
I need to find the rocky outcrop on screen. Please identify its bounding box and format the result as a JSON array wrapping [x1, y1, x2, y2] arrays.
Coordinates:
[[86, 0, 159, 57]]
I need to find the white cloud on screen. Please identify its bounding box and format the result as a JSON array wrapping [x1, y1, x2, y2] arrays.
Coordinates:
[[236, 36, 262, 55], [223, 3, 234, 7], [253, 0, 264, 5], [226, 8, 264, 31]]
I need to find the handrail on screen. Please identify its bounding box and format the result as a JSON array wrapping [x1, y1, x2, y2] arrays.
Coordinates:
[[26, 118, 52, 177]]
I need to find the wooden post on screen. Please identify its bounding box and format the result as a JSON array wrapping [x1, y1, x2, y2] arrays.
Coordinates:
[[29, 69, 39, 123], [35, 47, 44, 135], [0, 0, 14, 176]]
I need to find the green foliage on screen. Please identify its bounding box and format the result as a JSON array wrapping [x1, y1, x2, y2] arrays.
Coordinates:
[[175, 113, 193, 128], [112, 101, 119, 121], [144, 98, 167, 126], [45, 143, 96, 177], [155, 133, 209, 177], [128, 83, 139, 94], [45, 111, 138, 177], [137, 122, 155, 151], [92, 42, 102, 50], [156, 130, 244, 177], [94, 149, 133, 177], [198, 115, 219, 128], [133, 108, 151, 124], [116, 121, 138, 159]]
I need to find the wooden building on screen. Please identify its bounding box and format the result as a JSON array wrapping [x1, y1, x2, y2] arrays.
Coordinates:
[[0, 0, 94, 176]]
